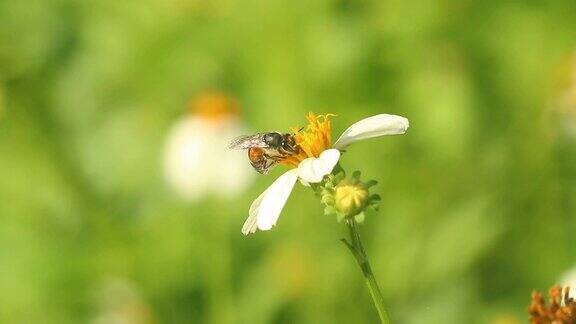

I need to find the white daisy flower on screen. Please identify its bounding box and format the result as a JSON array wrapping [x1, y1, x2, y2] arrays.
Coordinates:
[[164, 92, 254, 201], [242, 113, 409, 235]]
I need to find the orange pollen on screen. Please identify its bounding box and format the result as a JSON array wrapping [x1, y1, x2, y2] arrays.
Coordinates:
[[279, 112, 335, 168]]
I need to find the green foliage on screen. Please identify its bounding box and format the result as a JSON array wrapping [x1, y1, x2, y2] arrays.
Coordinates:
[[1, 0, 576, 323]]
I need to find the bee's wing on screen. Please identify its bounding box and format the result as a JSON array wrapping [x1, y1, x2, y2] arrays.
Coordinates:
[[228, 134, 268, 150]]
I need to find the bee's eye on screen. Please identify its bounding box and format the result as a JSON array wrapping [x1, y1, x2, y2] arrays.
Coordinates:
[[264, 133, 282, 146]]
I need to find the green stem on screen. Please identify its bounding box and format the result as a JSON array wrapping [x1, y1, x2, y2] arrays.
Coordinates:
[[343, 219, 391, 324]]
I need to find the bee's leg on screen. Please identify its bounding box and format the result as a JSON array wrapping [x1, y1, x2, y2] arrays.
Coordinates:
[[286, 143, 300, 154], [261, 158, 277, 174], [281, 136, 300, 154], [278, 147, 295, 156]]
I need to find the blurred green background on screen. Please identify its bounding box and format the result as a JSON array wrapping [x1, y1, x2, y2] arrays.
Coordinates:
[[1, 0, 576, 323]]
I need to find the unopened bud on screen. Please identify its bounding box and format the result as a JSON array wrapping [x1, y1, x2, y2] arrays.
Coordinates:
[[334, 179, 369, 217]]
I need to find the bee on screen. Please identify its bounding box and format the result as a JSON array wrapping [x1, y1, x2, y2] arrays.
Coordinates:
[[228, 132, 299, 174]]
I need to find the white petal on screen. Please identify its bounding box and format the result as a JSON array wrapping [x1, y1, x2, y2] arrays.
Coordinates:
[[241, 189, 268, 235], [333, 114, 409, 149], [256, 169, 299, 231], [297, 149, 341, 183], [299, 179, 311, 187]]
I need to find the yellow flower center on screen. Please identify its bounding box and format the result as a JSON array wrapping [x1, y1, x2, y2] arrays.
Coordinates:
[[279, 113, 334, 168], [188, 90, 239, 121]]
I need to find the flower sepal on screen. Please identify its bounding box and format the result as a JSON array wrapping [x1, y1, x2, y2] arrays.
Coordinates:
[[355, 197, 380, 223]]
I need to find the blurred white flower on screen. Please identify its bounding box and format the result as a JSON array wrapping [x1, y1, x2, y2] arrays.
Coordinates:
[[242, 113, 409, 235], [164, 91, 254, 201]]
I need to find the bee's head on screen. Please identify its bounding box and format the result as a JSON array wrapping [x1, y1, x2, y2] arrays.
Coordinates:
[[263, 132, 283, 147]]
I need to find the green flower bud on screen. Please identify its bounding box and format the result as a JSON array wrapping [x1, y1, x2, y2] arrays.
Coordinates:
[[334, 178, 369, 217], [316, 170, 379, 223]]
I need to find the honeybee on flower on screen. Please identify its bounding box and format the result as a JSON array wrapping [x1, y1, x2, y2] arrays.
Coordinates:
[[230, 112, 409, 235], [228, 132, 300, 174]]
